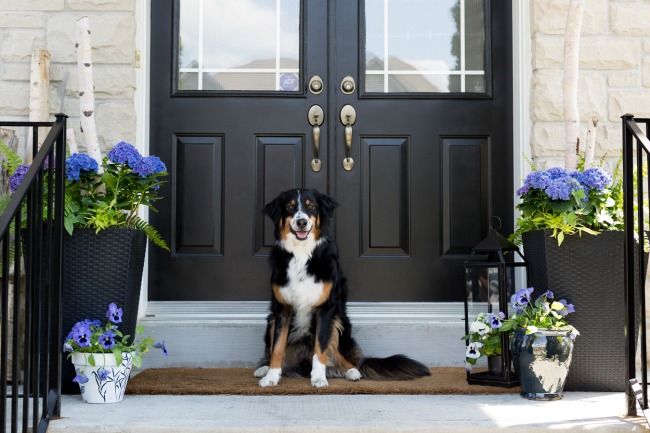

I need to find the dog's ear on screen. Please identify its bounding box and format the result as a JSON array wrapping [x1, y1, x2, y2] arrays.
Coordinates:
[[263, 195, 284, 225], [314, 190, 339, 218]]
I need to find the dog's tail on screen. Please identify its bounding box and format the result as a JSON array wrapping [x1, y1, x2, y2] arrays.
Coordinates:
[[358, 354, 431, 380]]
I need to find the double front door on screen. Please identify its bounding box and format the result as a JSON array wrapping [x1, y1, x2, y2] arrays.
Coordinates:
[[148, 0, 513, 302]]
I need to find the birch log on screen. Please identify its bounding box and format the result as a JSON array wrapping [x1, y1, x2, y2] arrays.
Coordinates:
[[66, 127, 79, 156], [75, 16, 102, 168], [563, 0, 584, 172], [27, 49, 50, 164], [584, 115, 598, 170]]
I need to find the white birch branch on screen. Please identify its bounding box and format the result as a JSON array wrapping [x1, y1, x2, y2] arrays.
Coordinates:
[[66, 127, 79, 156], [563, 0, 584, 172], [584, 115, 598, 170], [27, 49, 50, 164], [75, 16, 102, 169]]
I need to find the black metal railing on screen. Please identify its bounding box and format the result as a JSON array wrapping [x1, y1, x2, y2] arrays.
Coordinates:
[[1, 114, 67, 433], [623, 113, 650, 418]]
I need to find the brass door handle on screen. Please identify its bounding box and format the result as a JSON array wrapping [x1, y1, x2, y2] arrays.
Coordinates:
[[308, 105, 324, 172], [340, 105, 356, 171]]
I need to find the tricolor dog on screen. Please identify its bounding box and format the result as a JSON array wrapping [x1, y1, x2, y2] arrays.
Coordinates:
[[254, 188, 430, 387]]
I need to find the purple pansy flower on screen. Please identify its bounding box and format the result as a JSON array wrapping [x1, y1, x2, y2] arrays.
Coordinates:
[[106, 303, 123, 324]]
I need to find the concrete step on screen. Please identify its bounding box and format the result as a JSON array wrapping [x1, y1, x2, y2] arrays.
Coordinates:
[[45, 393, 648, 433]]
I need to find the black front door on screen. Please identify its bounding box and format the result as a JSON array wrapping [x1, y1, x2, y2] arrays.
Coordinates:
[[149, 0, 513, 302]]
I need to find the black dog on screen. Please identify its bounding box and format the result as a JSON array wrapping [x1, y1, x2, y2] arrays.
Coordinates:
[[254, 188, 430, 387]]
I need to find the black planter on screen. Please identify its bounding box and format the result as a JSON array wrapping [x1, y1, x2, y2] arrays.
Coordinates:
[[522, 229, 642, 392], [60, 228, 147, 394], [511, 328, 574, 400]]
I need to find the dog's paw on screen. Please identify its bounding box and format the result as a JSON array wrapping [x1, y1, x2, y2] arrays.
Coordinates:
[[310, 354, 329, 387], [311, 376, 329, 388], [345, 368, 362, 381], [253, 366, 270, 378], [258, 368, 281, 387]]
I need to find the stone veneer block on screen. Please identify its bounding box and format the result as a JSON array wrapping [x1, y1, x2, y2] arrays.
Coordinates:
[[533, 70, 606, 122], [608, 72, 639, 88], [609, 92, 650, 121], [611, 3, 650, 36], [0, 82, 30, 115], [533, 0, 606, 35], [46, 15, 135, 64], [1, 30, 45, 62], [0, 13, 44, 28], [533, 37, 638, 70], [0, 0, 63, 11], [67, 0, 135, 11], [66, 65, 135, 99], [96, 102, 136, 149]]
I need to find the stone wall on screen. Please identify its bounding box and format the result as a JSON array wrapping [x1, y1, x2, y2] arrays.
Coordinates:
[[531, 0, 650, 170], [0, 0, 136, 154]]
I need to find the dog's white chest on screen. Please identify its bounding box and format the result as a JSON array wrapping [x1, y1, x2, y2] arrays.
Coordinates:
[[279, 255, 325, 337]]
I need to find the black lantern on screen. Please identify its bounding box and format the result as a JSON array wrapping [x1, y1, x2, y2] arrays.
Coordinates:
[[463, 229, 526, 387]]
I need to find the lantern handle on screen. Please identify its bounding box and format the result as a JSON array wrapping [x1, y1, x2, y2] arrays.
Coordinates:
[[489, 216, 502, 232]]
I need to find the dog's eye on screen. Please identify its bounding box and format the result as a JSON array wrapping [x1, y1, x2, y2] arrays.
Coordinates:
[[306, 203, 315, 210], [287, 204, 295, 211]]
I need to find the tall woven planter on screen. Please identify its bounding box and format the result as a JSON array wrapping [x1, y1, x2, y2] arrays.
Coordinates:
[[522, 229, 642, 392], [60, 228, 147, 394]]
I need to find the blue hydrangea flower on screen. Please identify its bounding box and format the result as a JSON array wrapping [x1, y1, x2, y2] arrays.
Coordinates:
[[106, 303, 123, 324], [132, 155, 166, 178], [70, 321, 92, 348], [107, 141, 142, 168], [9, 164, 30, 193], [154, 340, 168, 356], [65, 153, 98, 181], [577, 167, 613, 191], [511, 287, 534, 312], [522, 170, 552, 191], [97, 369, 109, 381], [545, 176, 582, 201], [99, 331, 116, 350], [488, 312, 505, 329], [72, 373, 89, 384], [546, 167, 569, 180]]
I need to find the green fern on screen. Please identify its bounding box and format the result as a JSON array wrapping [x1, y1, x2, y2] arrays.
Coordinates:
[[128, 216, 170, 251], [0, 139, 24, 174]]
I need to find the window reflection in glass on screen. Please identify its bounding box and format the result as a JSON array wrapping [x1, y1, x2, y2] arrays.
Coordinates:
[[178, 0, 300, 92], [365, 0, 486, 94]]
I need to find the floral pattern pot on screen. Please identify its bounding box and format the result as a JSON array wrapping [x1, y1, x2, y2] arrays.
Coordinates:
[[511, 328, 574, 401], [71, 352, 134, 403]]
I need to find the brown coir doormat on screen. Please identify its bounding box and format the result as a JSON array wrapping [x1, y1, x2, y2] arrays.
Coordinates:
[[126, 367, 519, 396]]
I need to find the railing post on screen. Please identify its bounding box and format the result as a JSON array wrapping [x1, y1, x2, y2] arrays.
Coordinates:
[[622, 113, 637, 416]]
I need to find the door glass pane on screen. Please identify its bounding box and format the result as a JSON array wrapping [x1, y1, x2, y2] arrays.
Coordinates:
[[365, 0, 486, 93], [178, 0, 300, 91]]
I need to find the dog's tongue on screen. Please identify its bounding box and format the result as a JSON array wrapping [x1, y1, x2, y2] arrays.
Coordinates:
[[296, 231, 309, 240]]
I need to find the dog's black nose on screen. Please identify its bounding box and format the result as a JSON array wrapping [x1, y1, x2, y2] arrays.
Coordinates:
[[296, 218, 308, 229]]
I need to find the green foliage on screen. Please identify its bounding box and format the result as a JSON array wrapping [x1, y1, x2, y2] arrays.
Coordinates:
[[510, 166, 623, 246], [462, 313, 503, 370], [0, 138, 24, 176], [11, 142, 172, 251], [64, 302, 167, 383], [500, 287, 578, 336]]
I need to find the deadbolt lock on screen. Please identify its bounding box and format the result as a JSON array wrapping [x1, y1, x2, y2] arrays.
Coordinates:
[[309, 76, 324, 94], [341, 76, 355, 94]]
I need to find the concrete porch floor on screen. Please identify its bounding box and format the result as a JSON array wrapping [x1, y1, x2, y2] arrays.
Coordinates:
[[44, 392, 650, 433]]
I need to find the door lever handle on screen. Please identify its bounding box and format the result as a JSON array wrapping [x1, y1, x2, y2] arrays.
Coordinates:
[[340, 105, 356, 171], [308, 105, 324, 172]]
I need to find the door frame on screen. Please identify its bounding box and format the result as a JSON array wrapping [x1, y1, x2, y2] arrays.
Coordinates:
[[134, 0, 531, 318]]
